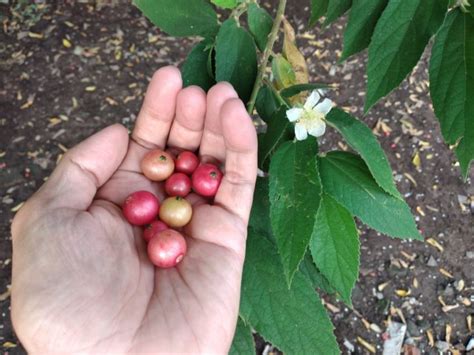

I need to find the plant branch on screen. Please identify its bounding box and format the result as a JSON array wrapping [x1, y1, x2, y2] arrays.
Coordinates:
[[247, 0, 287, 115], [263, 78, 289, 107]]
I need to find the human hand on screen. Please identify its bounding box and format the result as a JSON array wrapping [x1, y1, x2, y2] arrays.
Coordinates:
[[11, 66, 257, 354]]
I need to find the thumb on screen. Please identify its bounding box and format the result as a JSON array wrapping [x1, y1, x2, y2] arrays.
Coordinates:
[[32, 124, 129, 211]]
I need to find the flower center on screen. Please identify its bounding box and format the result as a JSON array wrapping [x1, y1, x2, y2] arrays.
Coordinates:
[[298, 108, 325, 126]]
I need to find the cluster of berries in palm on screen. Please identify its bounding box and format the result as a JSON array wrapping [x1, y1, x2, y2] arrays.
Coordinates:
[[122, 149, 223, 268]]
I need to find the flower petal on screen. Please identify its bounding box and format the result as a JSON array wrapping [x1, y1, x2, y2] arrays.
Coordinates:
[[316, 88, 327, 96], [286, 107, 304, 122], [294, 122, 308, 140], [315, 98, 333, 115], [304, 90, 320, 110], [307, 119, 326, 137]]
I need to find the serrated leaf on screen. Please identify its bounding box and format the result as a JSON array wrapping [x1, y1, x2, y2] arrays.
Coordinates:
[[326, 108, 401, 198], [133, 0, 219, 37], [258, 107, 293, 170], [324, 0, 352, 26], [365, 0, 449, 111], [182, 40, 215, 91], [429, 9, 474, 179], [211, 0, 238, 9], [310, 0, 329, 26], [248, 3, 273, 51], [280, 83, 330, 98], [310, 193, 360, 306], [230, 318, 255, 355], [216, 19, 258, 102], [299, 252, 336, 294], [240, 230, 339, 355], [340, 0, 388, 61], [319, 151, 422, 240], [249, 177, 273, 238], [255, 85, 279, 121], [269, 139, 322, 285], [272, 55, 296, 90]]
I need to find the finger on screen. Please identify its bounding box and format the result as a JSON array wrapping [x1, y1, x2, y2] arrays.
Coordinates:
[[214, 99, 258, 224], [119, 67, 182, 173], [199, 82, 238, 162], [28, 124, 129, 211], [132, 66, 182, 149], [167, 86, 206, 151]]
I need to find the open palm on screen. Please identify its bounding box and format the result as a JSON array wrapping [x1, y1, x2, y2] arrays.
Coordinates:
[[11, 67, 257, 353]]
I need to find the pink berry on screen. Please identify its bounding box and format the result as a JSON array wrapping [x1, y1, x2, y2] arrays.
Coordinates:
[[147, 229, 187, 268], [165, 173, 192, 197], [175, 151, 199, 175], [143, 220, 169, 243], [191, 163, 223, 197], [122, 191, 160, 226]]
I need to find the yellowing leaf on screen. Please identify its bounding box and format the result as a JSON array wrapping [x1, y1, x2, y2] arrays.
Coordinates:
[[11, 202, 24, 212], [62, 38, 72, 48], [3, 342, 17, 348], [272, 55, 296, 90], [426, 237, 444, 252], [356, 337, 376, 353], [28, 32, 43, 39], [395, 289, 411, 297], [412, 151, 421, 168], [282, 19, 309, 85]]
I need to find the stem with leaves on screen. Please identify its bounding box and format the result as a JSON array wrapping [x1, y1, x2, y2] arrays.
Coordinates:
[[247, 0, 287, 115]]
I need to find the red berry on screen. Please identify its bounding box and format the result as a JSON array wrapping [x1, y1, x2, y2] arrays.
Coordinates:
[[143, 220, 168, 243], [165, 173, 192, 197], [147, 229, 187, 268], [159, 196, 193, 228], [122, 191, 160, 226], [141, 149, 175, 182], [175, 151, 199, 175], [192, 163, 223, 197]]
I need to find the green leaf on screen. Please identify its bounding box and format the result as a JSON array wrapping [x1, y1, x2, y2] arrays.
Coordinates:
[[310, 0, 329, 26], [255, 85, 279, 121], [207, 44, 216, 80], [429, 9, 474, 179], [340, 0, 388, 61], [326, 108, 401, 198], [258, 107, 293, 170], [240, 230, 339, 355], [310, 193, 360, 306], [280, 83, 330, 98], [269, 139, 322, 285], [133, 0, 219, 37], [249, 177, 273, 238], [211, 0, 238, 9], [324, 0, 352, 26], [272, 55, 296, 89], [319, 151, 422, 240], [215, 19, 258, 102], [230, 318, 255, 355], [299, 252, 336, 294], [182, 40, 215, 91], [365, 0, 449, 111], [248, 3, 273, 51]]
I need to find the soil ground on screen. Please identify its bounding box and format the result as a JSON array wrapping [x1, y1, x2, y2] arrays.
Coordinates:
[[0, 1, 473, 354]]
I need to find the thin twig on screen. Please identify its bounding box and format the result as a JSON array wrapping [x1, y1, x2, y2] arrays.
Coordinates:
[[247, 0, 287, 115]]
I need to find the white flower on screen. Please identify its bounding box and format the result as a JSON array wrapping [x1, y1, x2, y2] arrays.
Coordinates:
[[458, 0, 471, 12], [286, 90, 333, 141]]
